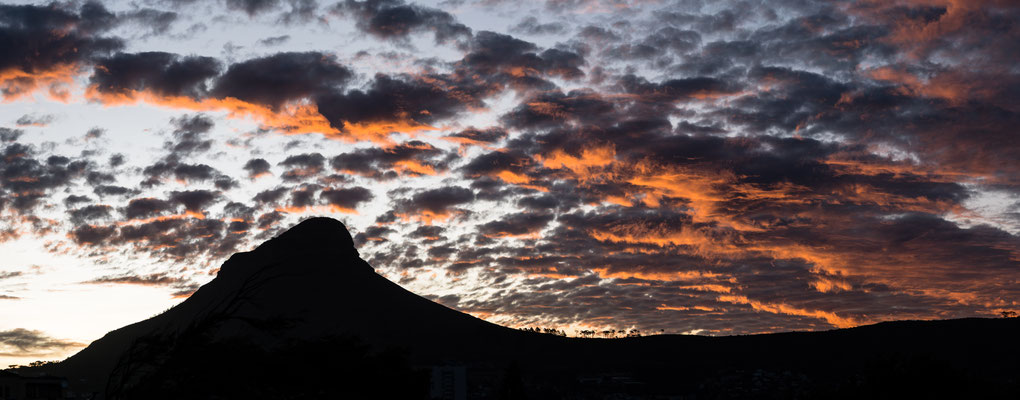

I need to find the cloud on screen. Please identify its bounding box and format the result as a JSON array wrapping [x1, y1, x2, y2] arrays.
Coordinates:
[[509, 16, 567, 36], [118, 8, 179, 36], [89, 52, 221, 100], [257, 35, 291, 46], [122, 198, 175, 220], [211, 52, 352, 109], [68, 204, 113, 224], [14, 114, 55, 127], [320, 187, 374, 212], [457, 31, 586, 90], [279, 153, 326, 181], [0, 328, 84, 357], [313, 73, 484, 140], [243, 158, 272, 178], [333, 0, 471, 44], [83, 272, 185, 286], [225, 0, 282, 16], [330, 140, 448, 179], [166, 114, 216, 157], [478, 212, 554, 238], [0, 2, 122, 100], [393, 186, 474, 223], [0, 0, 1018, 336], [0, 271, 23, 280], [0, 137, 92, 214], [168, 190, 220, 213]]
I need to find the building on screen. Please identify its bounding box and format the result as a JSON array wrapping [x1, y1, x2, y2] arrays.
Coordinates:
[[0, 370, 67, 400], [429, 365, 467, 400]]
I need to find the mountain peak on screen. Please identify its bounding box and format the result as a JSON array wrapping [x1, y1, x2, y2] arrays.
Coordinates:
[[216, 217, 362, 279], [262, 217, 359, 257]]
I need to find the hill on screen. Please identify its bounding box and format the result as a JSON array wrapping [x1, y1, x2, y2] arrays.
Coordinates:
[[23, 217, 1020, 399]]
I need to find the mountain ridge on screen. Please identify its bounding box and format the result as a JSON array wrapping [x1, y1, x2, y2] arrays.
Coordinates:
[[25, 217, 1020, 399]]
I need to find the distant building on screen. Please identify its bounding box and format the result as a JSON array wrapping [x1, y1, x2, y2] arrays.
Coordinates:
[[0, 370, 67, 400], [430, 365, 467, 400]]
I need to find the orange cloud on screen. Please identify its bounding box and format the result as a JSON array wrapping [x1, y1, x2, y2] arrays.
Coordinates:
[[717, 294, 858, 328], [275, 204, 359, 215], [593, 267, 724, 282], [84, 86, 436, 143], [0, 64, 80, 102], [536, 144, 616, 182]]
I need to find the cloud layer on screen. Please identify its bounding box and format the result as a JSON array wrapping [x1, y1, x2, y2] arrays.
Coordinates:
[[0, 0, 1018, 337]]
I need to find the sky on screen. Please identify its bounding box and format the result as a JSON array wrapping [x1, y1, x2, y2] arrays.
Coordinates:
[[0, 0, 1018, 367]]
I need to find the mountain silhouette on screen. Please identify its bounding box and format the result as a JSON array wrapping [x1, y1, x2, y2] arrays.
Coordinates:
[[24, 217, 1020, 399]]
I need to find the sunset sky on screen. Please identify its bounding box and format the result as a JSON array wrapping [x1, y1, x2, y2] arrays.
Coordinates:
[[1, 0, 1018, 367]]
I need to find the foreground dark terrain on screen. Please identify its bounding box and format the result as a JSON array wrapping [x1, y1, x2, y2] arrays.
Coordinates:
[[11, 218, 1020, 399]]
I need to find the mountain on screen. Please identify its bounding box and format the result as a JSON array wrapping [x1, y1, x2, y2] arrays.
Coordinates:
[[26, 218, 1020, 399]]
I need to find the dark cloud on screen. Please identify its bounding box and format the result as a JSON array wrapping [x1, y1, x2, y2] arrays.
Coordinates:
[[279, 0, 320, 24], [330, 140, 446, 179], [279, 153, 326, 181], [85, 127, 105, 140], [257, 35, 291, 46], [320, 187, 374, 210], [93, 185, 137, 197], [89, 52, 221, 99], [212, 52, 352, 109], [446, 127, 507, 144], [0, 328, 83, 356], [253, 187, 289, 204], [243, 158, 272, 178], [70, 224, 117, 245], [214, 175, 239, 191], [1, 139, 91, 213], [499, 89, 615, 130], [15, 114, 55, 127], [166, 114, 215, 157], [460, 149, 533, 180], [353, 224, 394, 247], [617, 74, 742, 102], [122, 197, 174, 219], [333, 0, 471, 44], [84, 272, 184, 286], [64, 195, 92, 207], [225, 0, 282, 16], [408, 225, 444, 241], [457, 31, 586, 89], [100, 217, 240, 262], [141, 158, 224, 187], [510, 16, 566, 36], [119, 8, 178, 35], [0, 128, 21, 142], [315, 73, 482, 132], [256, 210, 285, 229], [172, 163, 218, 182], [0, 3, 122, 99], [68, 204, 113, 224], [393, 186, 474, 219], [287, 184, 320, 208], [478, 212, 554, 238], [168, 190, 219, 213], [603, 27, 702, 61]]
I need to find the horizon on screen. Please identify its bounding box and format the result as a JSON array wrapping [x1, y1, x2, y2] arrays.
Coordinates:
[[1, 0, 1018, 369]]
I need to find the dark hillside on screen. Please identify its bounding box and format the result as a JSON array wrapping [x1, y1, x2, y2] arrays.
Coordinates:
[[23, 218, 1020, 399]]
